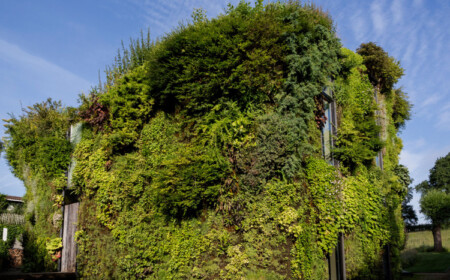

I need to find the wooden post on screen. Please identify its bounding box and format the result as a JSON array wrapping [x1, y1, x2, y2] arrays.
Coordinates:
[[61, 202, 79, 272]]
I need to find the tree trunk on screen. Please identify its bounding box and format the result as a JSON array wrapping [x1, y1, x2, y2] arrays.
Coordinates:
[[432, 224, 443, 252]]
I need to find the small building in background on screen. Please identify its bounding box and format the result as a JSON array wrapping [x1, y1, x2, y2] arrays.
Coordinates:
[[5, 196, 23, 213], [1, 195, 24, 269]]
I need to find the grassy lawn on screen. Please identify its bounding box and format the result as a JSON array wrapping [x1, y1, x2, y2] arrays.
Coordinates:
[[403, 252, 450, 273], [403, 274, 450, 280], [405, 229, 450, 250], [402, 229, 450, 274]]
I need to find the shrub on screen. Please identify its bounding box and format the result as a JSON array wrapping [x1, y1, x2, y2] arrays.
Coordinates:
[[401, 249, 418, 268], [0, 241, 9, 270]]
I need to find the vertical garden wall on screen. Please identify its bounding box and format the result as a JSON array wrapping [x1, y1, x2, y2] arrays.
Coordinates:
[[3, 1, 412, 279]]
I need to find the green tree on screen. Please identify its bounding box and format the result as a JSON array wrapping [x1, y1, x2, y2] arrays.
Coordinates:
[[392, 88, 412, 130], [0, 194, 8, 213], [356, 42, 404, 94], [416, 152, 450, 251], [394, 164, 417, 226]]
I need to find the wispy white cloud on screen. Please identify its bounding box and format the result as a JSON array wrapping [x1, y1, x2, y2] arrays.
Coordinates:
[[0, 39, 92, 113], [442, 102, 450, 111], [400, 144, 450, 184], [400, 149, 423, 177], [420, 94, 442, 108], [399, 31, 416, 67], [123, 0, 240, 38], [409, 138, 427, 149], [436, 107, 450, 130], [370, 0, 387, 38], [390, 0, 403, 24], [411, 93, 441, 120], [413, 0, 424, 9], [0, 39, 90, 88], [349, 9, 368, 43]]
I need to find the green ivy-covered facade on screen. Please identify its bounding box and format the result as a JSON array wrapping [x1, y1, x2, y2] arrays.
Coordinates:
[[3, 2, 412, 279]]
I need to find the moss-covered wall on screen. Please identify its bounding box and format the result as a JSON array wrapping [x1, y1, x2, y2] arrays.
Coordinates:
[[3, 2, 412, 279]]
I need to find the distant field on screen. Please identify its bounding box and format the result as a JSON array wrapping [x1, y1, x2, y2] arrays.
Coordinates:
[[405, 229, 450, 250]]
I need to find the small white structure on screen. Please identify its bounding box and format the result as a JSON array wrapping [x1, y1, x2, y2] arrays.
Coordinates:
[[2, 227, 7, 241]]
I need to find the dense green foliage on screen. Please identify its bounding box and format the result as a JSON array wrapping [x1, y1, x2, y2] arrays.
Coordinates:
[[0, 193, 25, 270], [0, 241, 8, 270], [356, 42, 404, 95], [3, 1, 412, 279], [0, 224, 24, 248], [0, 223, 25, 270], [333, 48, 383, 171], [4, 99, 74, 179], [420, 190, 450, 227], [0, 194, 8, 213], [3, 99, 73, 271], [417, 152, 450, 194]]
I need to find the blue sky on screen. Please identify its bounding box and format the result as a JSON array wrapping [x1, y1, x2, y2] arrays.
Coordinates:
[[0, 0, 449, 222]]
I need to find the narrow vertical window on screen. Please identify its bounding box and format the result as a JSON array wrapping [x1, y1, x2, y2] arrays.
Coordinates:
[[320, 88, 336, 165], [322, 98, 332, 162]]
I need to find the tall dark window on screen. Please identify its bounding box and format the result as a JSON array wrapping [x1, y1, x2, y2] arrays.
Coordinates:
[[320, 88, 337, 165]]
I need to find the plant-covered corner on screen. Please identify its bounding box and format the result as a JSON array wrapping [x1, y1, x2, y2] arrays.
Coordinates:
[[3, 1, 412, 279]]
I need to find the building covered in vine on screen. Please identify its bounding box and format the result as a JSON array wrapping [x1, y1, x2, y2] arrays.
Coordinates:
[[3, 1, 411, 279]]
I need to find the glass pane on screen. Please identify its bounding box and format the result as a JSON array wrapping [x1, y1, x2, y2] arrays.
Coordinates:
[[322, 100, 333, 163]]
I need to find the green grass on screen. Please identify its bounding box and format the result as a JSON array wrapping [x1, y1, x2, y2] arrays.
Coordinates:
[[403, 252, 450, 273], [402, 229, 450, 274], [405, 229, 450, 250], [403, 275, 450, 280]]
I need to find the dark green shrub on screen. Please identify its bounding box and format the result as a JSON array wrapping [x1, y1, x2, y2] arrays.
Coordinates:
[[0, 241, 9, 270]]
